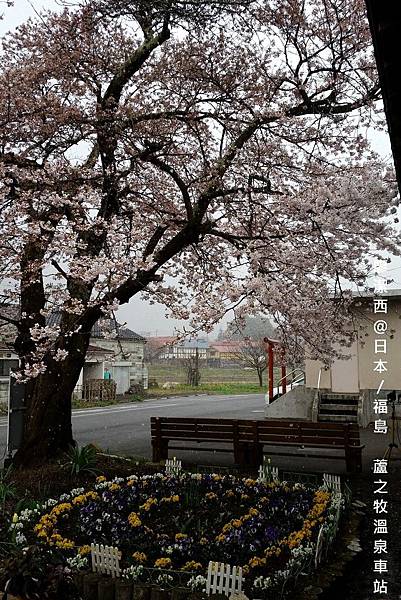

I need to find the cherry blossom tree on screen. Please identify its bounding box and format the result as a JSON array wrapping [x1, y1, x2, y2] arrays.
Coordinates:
[[0, 0, 399, 466]]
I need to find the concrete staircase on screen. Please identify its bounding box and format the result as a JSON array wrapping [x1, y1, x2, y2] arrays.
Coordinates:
[[318, 392, 359, 423]]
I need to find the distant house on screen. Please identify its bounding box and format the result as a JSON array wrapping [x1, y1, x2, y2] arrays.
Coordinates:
[[146, 336, 209, 361], [145, 336, 178, 363], [87, 320, 147, 393], [0, 310, 147, 403], [208, 340, 247, 365], [0, 344, 19, 404]]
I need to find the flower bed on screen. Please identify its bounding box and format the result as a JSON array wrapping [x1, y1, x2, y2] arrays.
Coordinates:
[[10, 473, 341, 597]]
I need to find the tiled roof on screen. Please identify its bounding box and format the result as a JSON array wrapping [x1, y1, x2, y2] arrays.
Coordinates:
[[179, 338, 209, 349], [146, 336, 178, 349], [87, 344, 113, 354], [210, 341, 244, 352], [45, 312, 145, 342]]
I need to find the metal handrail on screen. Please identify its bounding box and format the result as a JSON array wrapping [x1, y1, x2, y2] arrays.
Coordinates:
[[275, 368, 305, 388], [317, 366, 323, 391]]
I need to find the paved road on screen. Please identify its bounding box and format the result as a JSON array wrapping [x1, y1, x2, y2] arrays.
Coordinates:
[[0, 393, 265, 463], [0, 393, 394, 472]]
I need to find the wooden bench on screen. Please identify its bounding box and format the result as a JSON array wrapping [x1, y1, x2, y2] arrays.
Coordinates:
[[150, 417, 364, 473]]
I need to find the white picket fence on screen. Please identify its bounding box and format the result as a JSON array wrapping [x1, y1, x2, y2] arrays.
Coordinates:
[[323, 473, 341, 495], [91, 543, 121, 578], [314, 525, 325, 569], [165, 457, 182, 476], [257, 463, 279, 483], [206, 561, 243, 596]]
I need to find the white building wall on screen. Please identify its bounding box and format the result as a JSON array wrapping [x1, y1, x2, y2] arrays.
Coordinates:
[[90, 338, 146, 388]]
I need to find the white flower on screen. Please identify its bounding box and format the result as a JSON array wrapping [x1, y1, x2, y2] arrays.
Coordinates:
[[15, 532, 27, 545], [187, 575, 207, 592], [253, 576, 272, 590], [66, 555, 88, 571], [122, 565, 144, 582], [156, 574, 174, 587], [58, 495, 71, 503], [42, 498, 59, 509]]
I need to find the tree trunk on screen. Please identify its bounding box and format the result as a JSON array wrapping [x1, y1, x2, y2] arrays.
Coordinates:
[[13, 336, 89, 468], [257, 368, 263, 387]]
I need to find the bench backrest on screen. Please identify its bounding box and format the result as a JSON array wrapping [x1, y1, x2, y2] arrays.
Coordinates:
[[150, 417, 360, 448]]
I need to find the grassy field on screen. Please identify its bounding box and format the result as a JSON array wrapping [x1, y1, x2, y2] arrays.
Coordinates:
[[148, 364, 279, 385], [146, 381, 265, 397]]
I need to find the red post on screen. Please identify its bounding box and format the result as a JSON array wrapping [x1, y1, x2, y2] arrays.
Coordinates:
[[268, 341, 274, 403], [281, 348, 286, 395]]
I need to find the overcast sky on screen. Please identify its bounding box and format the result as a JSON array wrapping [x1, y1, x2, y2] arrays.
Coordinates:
[[1, 1, 399, 338]]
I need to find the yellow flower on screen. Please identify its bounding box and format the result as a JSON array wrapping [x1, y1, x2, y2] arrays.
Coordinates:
[[36, 530, 47, 539], [199, 537, 208, 545], [12, 513, 19, 524], [72, 495, 86, 506], [51, 502, 72, 514], [128, 512, 142, 528], [96, 475, 106, 482], [140, 497, 158, 511], [154, 558, 172, 569], [249, 556, 266, 568], [79, 545, 91, 556], [49, 533, 74, 549], [109, 483, 121, 492], [132, 551, 147, 563], [244, 479, 256, 487], [175, 533, 188, 541], [171, 495, 180, 502], [86, 491, 99, 501], [232, 519, 242, 528], [205, 492, 217, 501], [182, 561, 203, 571]]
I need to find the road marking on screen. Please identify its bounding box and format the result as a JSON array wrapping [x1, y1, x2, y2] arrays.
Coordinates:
[[72, 403, 179, 417], [0, 393, 264, 427]]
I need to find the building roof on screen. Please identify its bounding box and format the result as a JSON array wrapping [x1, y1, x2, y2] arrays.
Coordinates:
[[210, 340, 262, 353], [0, 307, 145, 346], [146, 336, 177, 349], [351, 288, 401, 299], [90, 320, 145, 342], [87, 344, 113, 355], [179, 338, 209, 350], [210, 341, 244, 353], [146, 336, 210, 350], [45, 313, 145, 342]]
